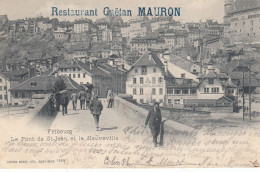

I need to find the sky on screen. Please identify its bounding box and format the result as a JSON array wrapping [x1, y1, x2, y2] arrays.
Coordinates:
[[0, 0, 224, 23]]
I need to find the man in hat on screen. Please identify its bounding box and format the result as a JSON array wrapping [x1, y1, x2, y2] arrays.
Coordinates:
[[90, 95, 103, 131], [71, 91, 78, 111], [60, 92, 70, 115], [78, 89, 87, 110], [144, 102, 162, 147]]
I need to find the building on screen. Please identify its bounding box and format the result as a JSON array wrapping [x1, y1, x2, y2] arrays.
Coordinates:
[[224, 0, 260, 44], [196, 61, 236, 100], [53, 26, 68, 41], [126, 52, 175, 104], [10, 75, 79, 105], [74, 19, 92, 33], [0, 69, 34, 106], [51, 60, 126, 97]]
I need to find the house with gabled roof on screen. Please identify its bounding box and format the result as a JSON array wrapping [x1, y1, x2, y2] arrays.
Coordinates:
[[196, 61, 236, 100], [9, 75, 80, 105], [126, 52, 176, 104]]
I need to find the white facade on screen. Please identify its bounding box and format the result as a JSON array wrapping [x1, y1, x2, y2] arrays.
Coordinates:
[[0, 75, 11, 107], [74, 22, 90, 33], [126, 65, 166, 104], [57, 67, 92, 85]]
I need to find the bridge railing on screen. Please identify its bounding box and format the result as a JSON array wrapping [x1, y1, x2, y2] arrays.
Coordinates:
[[114, 96, 196, 133]]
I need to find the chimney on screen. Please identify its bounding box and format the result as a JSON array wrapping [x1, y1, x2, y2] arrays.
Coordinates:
[[164, 60, 168, 73], [109, 59, 114, 66], [54, 73, 58, 77], [90, 64, 92, 70], [149, 53, 152, 60], [121, 64, 125, 70], [82, 57, 86, 64]]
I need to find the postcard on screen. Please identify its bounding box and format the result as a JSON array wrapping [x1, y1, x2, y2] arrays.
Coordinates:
[[0, 0, 259, 169]]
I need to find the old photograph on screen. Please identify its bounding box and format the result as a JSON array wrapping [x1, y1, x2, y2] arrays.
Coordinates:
[[0, 0, 260, 169]]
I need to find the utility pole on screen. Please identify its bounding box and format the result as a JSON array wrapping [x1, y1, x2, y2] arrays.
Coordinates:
[[116, 65, 118, 95], [5, 77, 9, 116], [242, 64, 245, 122], [249, 60, 252, 122]]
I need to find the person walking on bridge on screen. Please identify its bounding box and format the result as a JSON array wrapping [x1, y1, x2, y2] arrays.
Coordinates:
[[71, 91, 78, 111], [144, 102, 162, 147], [90, 95, 103, 131], [78, 89, 87, 110]]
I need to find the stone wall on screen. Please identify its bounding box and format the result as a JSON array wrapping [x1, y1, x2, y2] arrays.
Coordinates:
[[30, 94, 54, 117], [114, 96, 196, 133]]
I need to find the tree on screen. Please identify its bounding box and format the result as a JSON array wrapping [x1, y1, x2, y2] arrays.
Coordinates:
[[53, 77, 67, 92]]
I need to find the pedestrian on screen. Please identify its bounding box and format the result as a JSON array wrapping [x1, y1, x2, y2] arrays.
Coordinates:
[[60, 92, 70, 116], [71, 91, 78, 111], [54, 92, 61, 111], [90, 95, 103, 131], [85, 92, 91, 110], [78, 89, 86, 110], [49, 94, 55, 113], [144, 102, 162, 147], [107, 90, 114, 108]]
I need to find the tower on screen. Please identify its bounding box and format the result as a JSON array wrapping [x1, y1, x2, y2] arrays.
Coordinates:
[[223, 0, 234, 42]]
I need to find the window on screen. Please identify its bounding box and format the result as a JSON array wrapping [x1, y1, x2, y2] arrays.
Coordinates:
[[69, 74, 71, 78], [174, 99, 180, 104], [174, 89, 181, 94], [159, 88, 163, 95], [64, 69, 67, 72], [140, 99, 144, 104], [251, 20, 253, 25], [133, 88, 137, 95], [182, 89, 188, 94], [133, 78, 136, 84], [78, 68, 81, 71], [158, 77, 163, 83], [204, 88, 209, 93], [167, 89, 173, 95], [181, 73, 186, 78], [208, 79, 214, 84], [31, 82, 37, 87], [4, 95, 7, 100], [83, 74, 86, 78], [152, 77, 156, 84], [0, 95, 2, 99], [140, 88, 144, 95], [73, 74, 76, 78], [140, 77, 144, 84], [152, 88, 156, 95], [78, 74, 80, 78], [0, 86, 2, 90], [153, 68, 157, 73], [168, 99, 172, 104], [0, 78, 2, 82], [135, 69, 138, 73], [141, 66, 147, 75], [14, 92, 18, 98], [190, 88, 197, 94], [73, 68, 76, 71]]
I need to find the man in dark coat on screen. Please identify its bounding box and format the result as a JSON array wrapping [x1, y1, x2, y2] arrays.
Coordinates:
[[90, 95, 103, 131], [54, 92, 61, 111], [78, 89, 86, 110], [144, 102, 162, 147], [60, 93, 70, 115]]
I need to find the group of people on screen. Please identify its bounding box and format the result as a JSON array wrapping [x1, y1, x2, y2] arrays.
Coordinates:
[[50, 87, 162, 146], [50, 88, 117, 131]]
